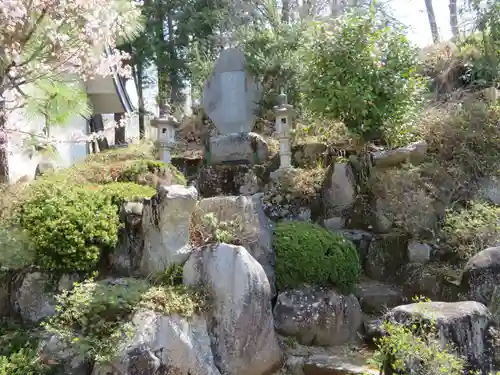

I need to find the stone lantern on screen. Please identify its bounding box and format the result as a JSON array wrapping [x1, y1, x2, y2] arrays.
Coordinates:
[[273, 92, 294, 169], [150, 102, 179, 163]]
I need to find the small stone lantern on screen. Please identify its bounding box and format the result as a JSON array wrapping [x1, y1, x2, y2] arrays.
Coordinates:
[[150, 102, 179, 163], [273, 92, 294, 169]]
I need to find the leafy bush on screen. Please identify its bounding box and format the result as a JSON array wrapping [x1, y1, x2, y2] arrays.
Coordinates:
[[441, 201, 500, 261], [17, 177, 155, 274], [45, 277, 205, 363], [272, 221, 360, 292], [0, 318, 55, 375], [301, 8, 425, 147], [18, 181, 119, 273], [372, 320, 464, 375]]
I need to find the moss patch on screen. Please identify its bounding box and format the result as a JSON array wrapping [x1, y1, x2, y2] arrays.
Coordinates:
[[273, 221, 361, 293]]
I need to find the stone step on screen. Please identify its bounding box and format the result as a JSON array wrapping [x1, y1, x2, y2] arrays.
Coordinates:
[[302, 354, 379, 375], [276, 336, 378, 375], [354, 276, 404, 314]]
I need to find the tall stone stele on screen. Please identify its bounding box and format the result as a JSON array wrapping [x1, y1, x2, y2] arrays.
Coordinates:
[[274, 92, 294, 169], [151, 102, 179, 163]]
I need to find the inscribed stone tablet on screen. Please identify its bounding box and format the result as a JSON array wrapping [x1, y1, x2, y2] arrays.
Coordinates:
[[203, 48, 262, 134]]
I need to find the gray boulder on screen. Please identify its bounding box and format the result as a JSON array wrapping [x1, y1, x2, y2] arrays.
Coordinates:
[[387, 301, 495, 374], [92, 312, 220, 375], [184, 243, 282, 375], [139, 184, 198, 276], [10, 270, 77, 323], [273, 287, 362, 346], [193, 195, 276, 295], [461, 246, 500, 305]]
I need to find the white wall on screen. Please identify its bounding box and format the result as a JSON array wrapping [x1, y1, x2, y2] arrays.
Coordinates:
[[5, 81, 89, 183]]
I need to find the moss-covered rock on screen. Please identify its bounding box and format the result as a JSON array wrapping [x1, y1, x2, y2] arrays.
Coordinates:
[[272, 221, 361, 293]]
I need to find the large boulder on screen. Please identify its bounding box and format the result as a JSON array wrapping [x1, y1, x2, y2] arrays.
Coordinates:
[[273, 287, 362, 346], [183, 243, 282, 375], [92, 312, 220, 375], [364, 233, 408, 282], [10, 270, 77, 323], [139, 184, 198, 276], [387, 301, 495, 374], [193, 195, 276, 295], [209, 132, 269, 165], [461, 246, 500, 305], [321, 163, 356, 218]]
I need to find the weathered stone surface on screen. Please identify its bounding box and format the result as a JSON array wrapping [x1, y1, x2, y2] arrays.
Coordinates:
[[184, 243, 282, 375], [322, 163, 356, 218], [10, 270, 77, 323], [407, 240, 431, 264], [354, 279, 403, 314], [274, 287, 362, 347], [203, 48, 262, 134], [387, 301, 495, 374], [194, 195, 276, 295], [364, 233, 408, 282], [39, 334, 90, 375], [323, 217, 346, 231], [398, 262, 461, 302], [302, 355, 378, 375], [110, 202, 145, 276], [477, 176, 500, 205], [372, 141, 427, 169], [197, 164, 261, 198], [209, 132, 269, 165], [140, 184, 198, 276], [461, 246, 500, 305], [292, 143, 327, 168], [334, 230, 373, 265], [92, 312, 221, 375]]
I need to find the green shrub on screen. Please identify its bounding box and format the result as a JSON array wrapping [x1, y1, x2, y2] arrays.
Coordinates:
[[441, 201, 500, 261], [17, 178, 155, 274], [97, 182, 156, 206], [119, 160, 186, 186], [371, 320, 464, 375], [272, 221, 361, 292], [18, 181, 119, 274], [0, 318, 56, 375], [45, 277, 206, 363]]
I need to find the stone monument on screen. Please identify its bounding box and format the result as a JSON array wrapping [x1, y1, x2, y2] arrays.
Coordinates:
[[203, 48, 262, 135], [201, 48, 267, 166]]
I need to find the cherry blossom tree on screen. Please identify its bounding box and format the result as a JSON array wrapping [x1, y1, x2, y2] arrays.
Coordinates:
[[0, 0, 141, 182]]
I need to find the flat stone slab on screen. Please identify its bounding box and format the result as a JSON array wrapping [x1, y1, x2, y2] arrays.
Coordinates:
[[303, 354, 378, 375], [354, 278, 403, 314]]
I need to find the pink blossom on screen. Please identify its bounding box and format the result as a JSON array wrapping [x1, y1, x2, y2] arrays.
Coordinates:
[[0, 0, 140, 93]]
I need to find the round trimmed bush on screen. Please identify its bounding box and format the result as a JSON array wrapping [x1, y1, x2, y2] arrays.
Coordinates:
[[18, 181, 119, 273], [273, 221, 361, 292]]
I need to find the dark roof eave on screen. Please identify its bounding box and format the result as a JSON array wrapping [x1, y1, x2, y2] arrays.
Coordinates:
[[104, 45, 135, 113]]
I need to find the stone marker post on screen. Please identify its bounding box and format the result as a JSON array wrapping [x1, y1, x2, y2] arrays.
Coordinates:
[[150, 102, 179, 163], [274, 92, 294, 169]]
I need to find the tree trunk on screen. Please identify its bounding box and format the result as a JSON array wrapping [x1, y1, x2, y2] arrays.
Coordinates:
[[135, 63, 146, 139], [91, 114, 109, 151], [282, 0, 290, 23], [114, 112, 127, 145], [0, 89, 9, 184], [449, 0, 459, 40], [425, 0, 440, 44]]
